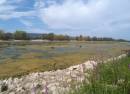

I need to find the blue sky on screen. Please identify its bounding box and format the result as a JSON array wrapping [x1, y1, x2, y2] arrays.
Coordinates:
[[0, 0, 130, 40]]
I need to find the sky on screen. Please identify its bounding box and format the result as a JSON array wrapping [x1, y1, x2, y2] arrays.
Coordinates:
[[0, 0, 130, 40]]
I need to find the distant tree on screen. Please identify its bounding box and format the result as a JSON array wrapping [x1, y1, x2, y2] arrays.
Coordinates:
[[92, 36, 97, 41], [0, 29, 128, 41], [42, 33, 48, 40], [116, 39, 126, 42], [64, 35, 70, 41], [86, 36, 91, 41], [79, 35, 84, 41], [3, 33, 13, 40], [47, 33, 55, 41], [54, 35, 65, 41], [0, 30, 5, 40], [42, 33, 70, 41], [75, 36, 79, 41], [14, 30, 28, 40], [76, 35, 84, 41]]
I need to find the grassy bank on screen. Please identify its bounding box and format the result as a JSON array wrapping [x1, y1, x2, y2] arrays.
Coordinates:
[[71, 57, 130, 94]]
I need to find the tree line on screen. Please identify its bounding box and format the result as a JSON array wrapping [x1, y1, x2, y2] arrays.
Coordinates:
[[0, 29, 128, 42], [0, 30, 28, 40]]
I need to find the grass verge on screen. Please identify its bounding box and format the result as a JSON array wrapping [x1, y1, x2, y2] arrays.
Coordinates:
[[71, 57, 130, 94]]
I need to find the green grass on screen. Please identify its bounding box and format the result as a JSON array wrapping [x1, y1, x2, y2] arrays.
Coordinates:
[[71, 57, 130, 94]]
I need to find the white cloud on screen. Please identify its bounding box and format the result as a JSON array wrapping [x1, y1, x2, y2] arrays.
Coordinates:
[[20, 19, 33, 27], [34, 0, 45, 8], [0, 0, 130, 39], [35, 0, 130, 34], [0, 10, 35, 20], [0, 0, 6, 5], [0, 0, 35, 20], [35, 0, 107, 29]]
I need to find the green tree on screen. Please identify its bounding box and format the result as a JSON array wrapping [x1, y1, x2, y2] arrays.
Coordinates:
[[76, 35, 84, 41], [4, 33, 13, 40], [14, 30, 28, 40], [54, 35, 65, 41], [64, 35, 70, 41], [42, 33, 48, 40], [0, 30, 5, 40], [47, 33, 55, 41]]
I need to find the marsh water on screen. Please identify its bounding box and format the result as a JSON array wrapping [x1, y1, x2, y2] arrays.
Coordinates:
[[0, 42, 130, 63], [0, 41, 130, 79], [0, 44, 83, 63]]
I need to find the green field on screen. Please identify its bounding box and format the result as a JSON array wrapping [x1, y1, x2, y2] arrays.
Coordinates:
[[0, 41, 130, 79], [71, 57, 130, 94]]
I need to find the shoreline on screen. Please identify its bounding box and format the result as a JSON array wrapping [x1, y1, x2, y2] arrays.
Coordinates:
[[0, 54, 127, 94]]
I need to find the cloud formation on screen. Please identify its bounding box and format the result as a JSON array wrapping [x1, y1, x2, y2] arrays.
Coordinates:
[[0, 0, 35, 20], [0, 0, 130, 39], [36, 0, 107, 29], [35, 0, 130, 31]]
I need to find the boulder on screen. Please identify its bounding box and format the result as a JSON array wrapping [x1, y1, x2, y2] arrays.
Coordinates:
[[1, 83, 8, 92]]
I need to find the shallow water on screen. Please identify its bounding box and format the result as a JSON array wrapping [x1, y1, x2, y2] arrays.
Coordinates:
[[0, 42, 130, 63], [0, 45, 82, 63], [0, 46, 27, 63]]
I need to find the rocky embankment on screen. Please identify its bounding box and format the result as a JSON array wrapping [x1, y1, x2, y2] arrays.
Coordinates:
[[0, 54, 126, 94]]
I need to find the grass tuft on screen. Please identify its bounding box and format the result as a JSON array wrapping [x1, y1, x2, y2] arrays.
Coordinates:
[[71, 57, 130, 94]]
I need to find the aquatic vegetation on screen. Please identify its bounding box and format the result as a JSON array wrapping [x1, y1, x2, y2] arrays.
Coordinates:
[[0, 41, 129, 79]]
